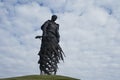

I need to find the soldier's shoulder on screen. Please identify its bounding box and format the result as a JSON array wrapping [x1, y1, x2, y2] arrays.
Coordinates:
[[45, 20, 50, 23], [56, 23, 59, 29], [55, 23, 59, 26], [43, 20, 50, 24]]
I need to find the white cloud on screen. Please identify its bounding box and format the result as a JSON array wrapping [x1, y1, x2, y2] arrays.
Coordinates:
[[0, 0, 120, 80]]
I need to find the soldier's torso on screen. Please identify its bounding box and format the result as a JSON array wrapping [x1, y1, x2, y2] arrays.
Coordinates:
[[46, 20, 58, 34]]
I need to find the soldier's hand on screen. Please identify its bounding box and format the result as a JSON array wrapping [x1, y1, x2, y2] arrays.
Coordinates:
[[35, 36, 41, 39]]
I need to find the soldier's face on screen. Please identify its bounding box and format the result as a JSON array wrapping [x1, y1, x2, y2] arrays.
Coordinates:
[[52, 16, 57, 21]]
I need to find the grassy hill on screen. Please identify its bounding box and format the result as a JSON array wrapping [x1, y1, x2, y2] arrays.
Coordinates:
[[0, 75, 79, 80]]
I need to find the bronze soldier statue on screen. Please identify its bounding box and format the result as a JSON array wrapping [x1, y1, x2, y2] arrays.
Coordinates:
[[35, 15, 65, 75]]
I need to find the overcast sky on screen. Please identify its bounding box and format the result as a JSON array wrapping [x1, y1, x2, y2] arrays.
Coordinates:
[[0, 0, 120, 80]]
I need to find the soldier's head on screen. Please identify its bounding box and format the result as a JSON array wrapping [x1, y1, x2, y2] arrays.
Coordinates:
[[51, 15, 57, 22]]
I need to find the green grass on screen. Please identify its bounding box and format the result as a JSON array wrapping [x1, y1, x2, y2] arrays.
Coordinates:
[[0, 75, 80, 80]]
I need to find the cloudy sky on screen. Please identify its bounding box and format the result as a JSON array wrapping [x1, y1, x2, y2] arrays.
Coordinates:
[[0, 0, 120, 80]]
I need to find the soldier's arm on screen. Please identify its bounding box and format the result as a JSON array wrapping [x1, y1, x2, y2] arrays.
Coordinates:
[[41, 20, 49, 36], [56, 24, 60, 43]]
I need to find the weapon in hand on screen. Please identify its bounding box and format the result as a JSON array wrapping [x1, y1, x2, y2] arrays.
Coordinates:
[[35, 35, 54, 39], [35, 36, 42, 39]]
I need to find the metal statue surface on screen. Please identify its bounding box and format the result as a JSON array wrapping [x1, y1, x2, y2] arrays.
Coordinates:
[[35, 15, 65, 75]]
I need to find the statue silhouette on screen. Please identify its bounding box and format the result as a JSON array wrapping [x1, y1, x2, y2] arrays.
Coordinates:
[[35, 15, 65, 75]]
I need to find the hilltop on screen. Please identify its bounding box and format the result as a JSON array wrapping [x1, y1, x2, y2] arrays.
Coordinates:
[[0, 75, 79, 80]]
